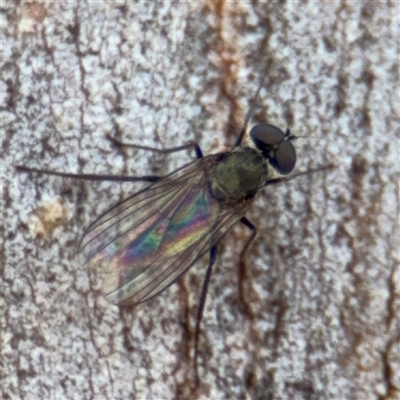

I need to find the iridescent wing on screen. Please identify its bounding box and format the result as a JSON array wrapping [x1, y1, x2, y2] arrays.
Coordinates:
[[78, 154, 249, 305]]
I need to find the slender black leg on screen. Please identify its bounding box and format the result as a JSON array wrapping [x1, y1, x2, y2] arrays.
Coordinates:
[[107, 135, 203, 159], [15, 139, 205, 182], [194, 245, 217, 386], [238, 217, 257, 316], [15, 165, 162, 183], [265, 177, 288, 187], [263, 163, 336, 188], [239, 217, 257, 259], [234, 68, 269, 148]]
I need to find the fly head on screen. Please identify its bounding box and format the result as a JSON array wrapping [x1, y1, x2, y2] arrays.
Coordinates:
[[250, 123, 297, 175]]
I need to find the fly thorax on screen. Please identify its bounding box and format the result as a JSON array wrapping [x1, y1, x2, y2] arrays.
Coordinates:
[[210, 147, 268, 202]]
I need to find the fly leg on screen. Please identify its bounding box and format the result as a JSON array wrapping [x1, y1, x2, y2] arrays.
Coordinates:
[[262, 163, 336, 188], [16, 139, 204, 182], [15, 165, 163, 183], [193, 245, 217, 387], [233, 65, 269, 148], [238, 216, 257, 316], [107, 134, 203, 159]]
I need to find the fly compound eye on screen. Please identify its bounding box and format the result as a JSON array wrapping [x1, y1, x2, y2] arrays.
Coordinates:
[[272, 139, 296, 175], [250, 123, 297, 175], [250, 123, 285, 145]]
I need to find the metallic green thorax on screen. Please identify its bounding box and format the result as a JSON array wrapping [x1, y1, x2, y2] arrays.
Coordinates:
[[210, 147, 269, 202]]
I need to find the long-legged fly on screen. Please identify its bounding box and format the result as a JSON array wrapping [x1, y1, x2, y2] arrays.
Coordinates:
[[16, 76, 303, 384]]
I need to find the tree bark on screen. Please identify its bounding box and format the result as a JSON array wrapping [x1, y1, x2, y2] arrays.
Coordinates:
[[3, 2, 399, 399]]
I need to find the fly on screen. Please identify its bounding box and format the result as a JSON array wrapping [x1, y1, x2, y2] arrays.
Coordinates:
[[16, 78, 300, 384]]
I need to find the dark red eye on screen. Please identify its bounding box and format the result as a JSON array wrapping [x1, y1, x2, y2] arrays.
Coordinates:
[[250, 123, 297, 175]]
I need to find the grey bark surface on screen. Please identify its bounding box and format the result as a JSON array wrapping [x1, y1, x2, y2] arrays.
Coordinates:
[[3, 2, 399, 400]]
